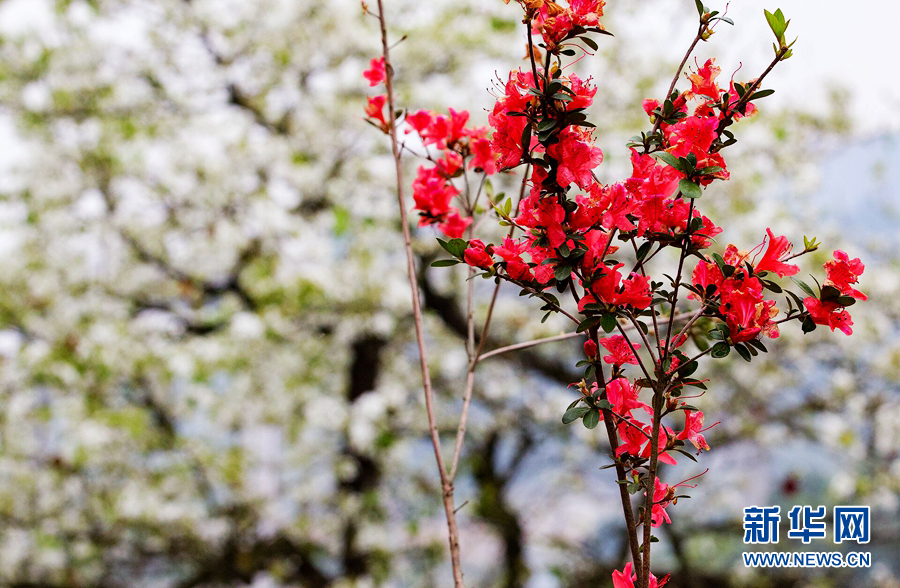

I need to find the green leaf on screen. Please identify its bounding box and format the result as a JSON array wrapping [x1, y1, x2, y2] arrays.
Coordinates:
[[430, 259, 460, 267], [790, 277, 816, 298], [748, 89, 775, 100], [437, 237, 468, 259], [711, 252, 726, 270], [554, 265, 572, 282], [537, 118, 558, 132], [563, 406, 591, 424], [678, 360, 699, 378], [764, 8, 787, 39], [820, 285, 841, 301], [678, 179, 703, 199], [655, 152, 682, 171], [711, 342, 730, 358], [580, 36, 598, 51], [801, 316, 817, 333], [708, 328, 725, 340], [673, 448, 699, 462], [576, 315, 601, 333], [600, 313, 617, 333], [636, 241, 653, 262], [747, 339, 768, 353], [836, 296, 856, 307], [734, 343, 752, 362], [595, 399, 614, 411], [583, 410, 601, 429], [695, 0, 704, 15], [696, 165, 724, 176]]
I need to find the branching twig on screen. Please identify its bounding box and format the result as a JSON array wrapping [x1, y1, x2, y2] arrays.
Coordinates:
[[375, 2, 465, 585]]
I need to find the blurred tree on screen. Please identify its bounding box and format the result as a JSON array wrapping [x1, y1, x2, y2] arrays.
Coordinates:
[[0, 0, 895, 587]]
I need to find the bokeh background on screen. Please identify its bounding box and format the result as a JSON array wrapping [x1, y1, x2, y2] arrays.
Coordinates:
[[0, 0, 897, 587]]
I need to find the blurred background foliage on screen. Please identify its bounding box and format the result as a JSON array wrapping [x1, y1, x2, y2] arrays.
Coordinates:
[[0, 0, 896, 587]]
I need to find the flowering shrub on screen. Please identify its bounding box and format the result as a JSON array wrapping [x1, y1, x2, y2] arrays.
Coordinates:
[[367, 1, 865, 586]]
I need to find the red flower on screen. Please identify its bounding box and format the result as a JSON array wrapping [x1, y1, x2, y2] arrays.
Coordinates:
[[463, 239, 493, 269], [547, 128, 603, 190], [686, 58, 721, 100], [469, 137, 497, 175], [666, 115, 718, 159], [612, 562, 669, 588], [365, 95, 388, 127], [598, 336, 640, 366], [754, 229, 799, 277], [619, 273, 653, 309], [804, 297, 854, 335], [824, 250, 866, 301], [439, 210, 472, 238], [583, 339, 599, 359], [412, 166, 457, 221], [405, 109, 434, 135], [363, 57, 386, 87], [606, 377, 647, 416], [676, 410, 711, 451]]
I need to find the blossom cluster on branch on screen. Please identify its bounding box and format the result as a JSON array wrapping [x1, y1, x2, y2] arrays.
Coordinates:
[[366, 0, 864, 586]]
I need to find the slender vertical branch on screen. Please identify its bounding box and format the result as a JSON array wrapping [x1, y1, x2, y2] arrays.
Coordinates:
[[375, 2, 465, 585], [664, 201, 695, 355], [592, 329, 643, 577], [449, 166, 530, 480], [640, 390, 664, 588]]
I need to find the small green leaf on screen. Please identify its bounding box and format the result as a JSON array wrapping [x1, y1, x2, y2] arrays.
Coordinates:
[[537, 118, 558, 132], [576, 315, 601, 333], [595, 399, 614, 411], [791, 277, 816, 298], [801, 316, 817, 333], [734, 343, 752, 362], [673, 448, 699, 462], [580, 36, 598, 51], [437, 238, 469, 259], [583, 410, 601, 429], [600, 313, 617, 333], [655, 152, 682, 170], [711, 342, 730, 358], [431, 259, 461, 267], [636, 241, 653, 261], [678, 179, 703, 199], [563, 406, 591, 424], [748, 89, 775, 101]]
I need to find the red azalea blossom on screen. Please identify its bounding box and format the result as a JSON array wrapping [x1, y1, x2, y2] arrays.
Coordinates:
[[469, 137, 497, 175], [405, 109, 434, 135], [612, 562, 669, 588], [754, 229, 799, 277], [547, 127, 603, 190], [439, 210, 472, 238], [365, 95, 388, 126], [599, 335, 640, 365], [676, 410, 711, 451], [804, 297, 854, 335], [363, 57, 386, 87], [605, 377, 648, 416], [463, 239, 493, 269], [687, 58, 721, 100], [824, 250, 866, 300], [412, 166, 457, 221]]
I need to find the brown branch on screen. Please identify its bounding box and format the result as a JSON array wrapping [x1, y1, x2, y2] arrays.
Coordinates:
[[375, 2, 465, 585]]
